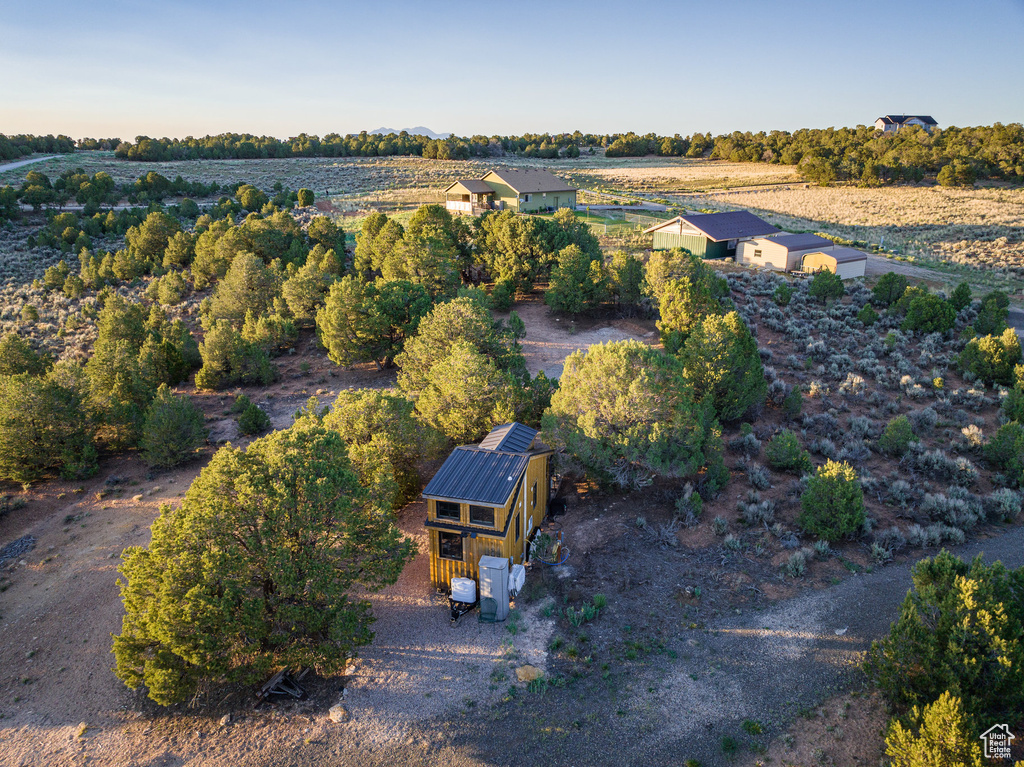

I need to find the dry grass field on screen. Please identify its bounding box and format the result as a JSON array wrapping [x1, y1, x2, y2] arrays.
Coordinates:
[[580, 158, 803, 193]]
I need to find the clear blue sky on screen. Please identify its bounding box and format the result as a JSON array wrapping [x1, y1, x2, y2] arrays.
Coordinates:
[[2, 0, 1022, 140]]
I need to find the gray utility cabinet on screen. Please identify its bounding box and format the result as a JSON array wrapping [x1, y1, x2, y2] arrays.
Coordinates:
[[478, 555, 510, 622]]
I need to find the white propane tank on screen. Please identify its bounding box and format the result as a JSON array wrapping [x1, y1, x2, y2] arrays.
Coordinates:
[[509, 564, 526, 597], [450, 577, 476, 604]]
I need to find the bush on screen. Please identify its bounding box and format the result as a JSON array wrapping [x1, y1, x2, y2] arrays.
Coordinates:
[[865, 551, 1024, 727], [975, 290, 1009, 335], [0, 332, 50, 376], [782, 386, 803, 418], [0, 365, 97, 482], [541, 340, 722, 489], [873, 272, 909, 307], [901, 293, 955, 333], [296, 188, 314, 207], [949, 282, 972, 312], [798, 460, 865, 541], [545, 244, 608, 315], [195, 321, 276, 390], [238, 402, 271, 435], [765, 430, 812, 473], [679, 312, 766, 422], [140, 384, 207, 467], [773, 283, 792, 306], [984, 422, 1024, 486], [878, 415, 917, 457], [808, 270, 844, 303], [958, 328, 1022, 386], [322, 389, 446, 510], [884, 692, 984, 767], [857, 303, 879, 326]]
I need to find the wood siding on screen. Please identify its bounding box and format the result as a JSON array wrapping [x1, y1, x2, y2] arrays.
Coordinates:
[[427, 453, 550, 589]]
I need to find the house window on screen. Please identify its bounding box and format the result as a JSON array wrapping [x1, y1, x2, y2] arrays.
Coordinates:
[[753, 249, 762, 259], [436, 501, 460, 521], [531, 482, 537, 509], [522, 194, 532, 203], [515, 513, 521, 543], [439, 531, 463, 561], [469, 505, 495, 527]]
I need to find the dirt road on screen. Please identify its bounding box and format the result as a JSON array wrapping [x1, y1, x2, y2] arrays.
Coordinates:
[[0, 155, 59, 174]]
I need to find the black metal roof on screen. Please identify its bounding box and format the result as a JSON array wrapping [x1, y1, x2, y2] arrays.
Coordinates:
[[680, 211, 779, 242], [422, 447, 530, 506], [479, 423, 536, 453]]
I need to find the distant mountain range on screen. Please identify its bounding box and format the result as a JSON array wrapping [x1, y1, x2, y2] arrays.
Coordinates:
[[369, 126, 452, 140]]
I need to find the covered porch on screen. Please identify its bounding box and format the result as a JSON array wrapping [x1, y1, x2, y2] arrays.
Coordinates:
[[443, 179, 500, 215]]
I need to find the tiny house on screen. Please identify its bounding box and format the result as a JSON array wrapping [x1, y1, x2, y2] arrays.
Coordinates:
[[423, 423, 553, 590]]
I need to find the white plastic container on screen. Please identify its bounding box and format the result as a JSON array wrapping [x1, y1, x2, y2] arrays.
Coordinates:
[[509, 564, 526, 597], [450, 577, 476, 604]]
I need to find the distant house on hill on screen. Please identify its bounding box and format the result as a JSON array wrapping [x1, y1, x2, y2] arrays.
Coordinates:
[[422, 422, 552, 589], [736, 232, 835, 272], [643, 210, 779, 259], [443, 168, 576, 215], [875, 115, 938, 132]]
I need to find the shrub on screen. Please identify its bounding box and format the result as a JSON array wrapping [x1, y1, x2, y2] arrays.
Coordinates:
[[974, 290, 1009, 335], [679, 311, 766, 422], [884, 692, 984, 767], [541, 340, 722, 489], [765, 430, 812, 473], [949, 282, 972, 312], [798, 460, 864, 541], [296, 188, 314, 207], [878, 415, 917, 457], [865, 551, 1024, 727], [238, 402, 271, 435], [545, 244, 608, 315], [0, 365, 97, 482], [984, 422, 1024, 486], [782, 386, 803, 417], [872, 272, 909, 307], [155, 270, 188, 306], [857, 303, 879, 326], [195, 321, 276, 390], [140, 384, 207, 467], [957, 328, 1022, 386], [773, 282, 792, 306], [901, 294, 955, 333], [0, 332, 50, 376], [808, 270, 844, 303]]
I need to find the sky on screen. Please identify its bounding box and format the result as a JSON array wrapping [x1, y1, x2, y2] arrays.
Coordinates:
[[1, 0, 1023, 140]]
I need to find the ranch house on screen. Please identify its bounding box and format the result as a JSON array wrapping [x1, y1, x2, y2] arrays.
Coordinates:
[[643, 210, 779, 259], [736, 232, 835, 272], [874, 115, 938, 132], [422, 423, 553, 589], [443, 168, 577, 215]]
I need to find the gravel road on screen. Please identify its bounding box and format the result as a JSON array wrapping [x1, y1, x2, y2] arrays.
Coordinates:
[[436, 525, 1024, 767], [0, 155, 59, 174], [636, 526, 1024, 766]]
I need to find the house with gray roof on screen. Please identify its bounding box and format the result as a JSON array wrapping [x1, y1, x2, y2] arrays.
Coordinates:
[[643, 210, 779, 259], [423, 423, 553, 588], [443, 168, 576, 215], [875, 115, 938, 132], [736, 232, 835, 272]]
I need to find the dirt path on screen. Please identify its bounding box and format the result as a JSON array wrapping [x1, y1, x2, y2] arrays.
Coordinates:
[[0, 155, 59, 174]]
